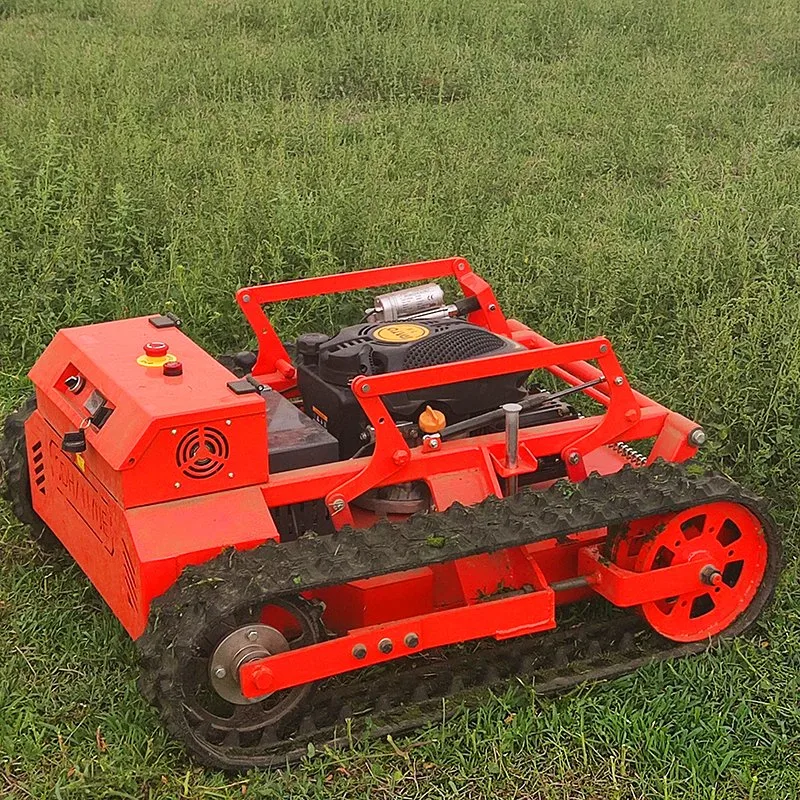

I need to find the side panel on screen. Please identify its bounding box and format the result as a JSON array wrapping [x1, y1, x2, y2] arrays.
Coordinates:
[[27, 410, 280, 638]]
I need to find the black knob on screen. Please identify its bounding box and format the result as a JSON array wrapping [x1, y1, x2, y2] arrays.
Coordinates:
[[233, 351, 258, 373], [64, 375, 85, 393], [295, 333, 330, 365]]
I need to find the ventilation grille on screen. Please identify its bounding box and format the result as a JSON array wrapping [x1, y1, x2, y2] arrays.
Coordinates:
[[403, 327, 505, 370], [31, 440, 46, 495], [121, 538, 137, 610], [176, 427, 230, 479]]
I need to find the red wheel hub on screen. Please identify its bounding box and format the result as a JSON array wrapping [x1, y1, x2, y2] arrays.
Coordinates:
[[633, 501, 768, 642]]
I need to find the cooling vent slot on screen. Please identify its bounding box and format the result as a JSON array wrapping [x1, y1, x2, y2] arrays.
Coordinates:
[[403, 327, 505, 370], [176, 427, 230, 479], [31, 440, 46, 495], [121, 538, 137, 610]]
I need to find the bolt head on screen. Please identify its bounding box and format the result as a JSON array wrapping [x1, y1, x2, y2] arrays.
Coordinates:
[[429, 438, 440, 449], [488, 303, 496, 312], [614, 376, 624, 386], [378, 637, 393, 654], [404, 632, 419, 648], [701, 565, 722, 586], [599, 344, 608, 354], [247, 629, 258, 641], [174, 481, 181, 488], [688, 428, 707, 447], [568, 452, 580, 465], [392, 449, 410, 466], [352, 643, 367, 660], [213, 666, 227, 679], [242, 294, 251, 303]]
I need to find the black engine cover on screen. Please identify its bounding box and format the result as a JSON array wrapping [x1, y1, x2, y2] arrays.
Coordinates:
[[297, 319, 528, 458]]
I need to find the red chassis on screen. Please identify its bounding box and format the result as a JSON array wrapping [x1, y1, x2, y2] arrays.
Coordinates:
[[24, 256, 713, 701]]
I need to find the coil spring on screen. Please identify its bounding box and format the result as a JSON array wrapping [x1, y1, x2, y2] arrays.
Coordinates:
[[609, 441, 648, 466]]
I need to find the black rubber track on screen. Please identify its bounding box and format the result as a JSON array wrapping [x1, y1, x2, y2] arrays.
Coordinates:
[[0, 396, 61, 551], [137, 461, 781, 771]]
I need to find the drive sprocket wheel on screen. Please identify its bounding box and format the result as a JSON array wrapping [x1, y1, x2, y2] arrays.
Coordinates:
[[0, 395, 60, 552], [139, 573, 325, 770], [633, 501, 777, 642]]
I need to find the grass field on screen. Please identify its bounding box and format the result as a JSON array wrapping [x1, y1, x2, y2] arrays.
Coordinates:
[[2, 0, 800, 796]]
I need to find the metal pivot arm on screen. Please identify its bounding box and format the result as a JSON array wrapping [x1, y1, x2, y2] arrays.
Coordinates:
[[235, 257, 507, 384], [324, 337, 640, 524]]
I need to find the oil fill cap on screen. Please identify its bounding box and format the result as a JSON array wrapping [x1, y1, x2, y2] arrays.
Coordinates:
[[419, 405, 446, 433]]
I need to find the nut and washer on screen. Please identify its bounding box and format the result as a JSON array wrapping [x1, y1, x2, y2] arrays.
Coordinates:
[[352, 643, 367, 660], [378, 638, 393, 654], [330, 498, 346, 514], [404, 632, 420, 648], [688, 428, 707, 447]]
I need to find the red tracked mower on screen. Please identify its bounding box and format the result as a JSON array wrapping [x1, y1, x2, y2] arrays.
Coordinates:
[[0, 257, 780, 769]]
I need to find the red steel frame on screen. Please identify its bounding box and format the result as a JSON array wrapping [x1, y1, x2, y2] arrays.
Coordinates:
[[26, 256, 718, 697]]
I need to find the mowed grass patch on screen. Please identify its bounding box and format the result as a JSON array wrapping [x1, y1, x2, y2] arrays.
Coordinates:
[[1, 0, 800, 797]]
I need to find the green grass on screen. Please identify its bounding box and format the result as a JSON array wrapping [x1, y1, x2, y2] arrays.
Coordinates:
[[1, 0, 800, 796]]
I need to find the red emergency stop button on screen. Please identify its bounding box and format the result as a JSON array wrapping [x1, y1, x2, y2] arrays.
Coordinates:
[[144, 341, 169, 358]]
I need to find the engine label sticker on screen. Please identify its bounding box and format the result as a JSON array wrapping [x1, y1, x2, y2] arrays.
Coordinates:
[[311, 406, 328, 427], [372, 323, 430, 343]]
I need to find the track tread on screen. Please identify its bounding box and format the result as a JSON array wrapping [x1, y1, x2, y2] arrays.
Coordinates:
[[0, 396, 61, 551], [136, 460, 781, 770]]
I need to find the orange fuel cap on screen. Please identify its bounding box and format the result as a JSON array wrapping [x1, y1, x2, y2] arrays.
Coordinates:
[[419, 405, 446, 434]]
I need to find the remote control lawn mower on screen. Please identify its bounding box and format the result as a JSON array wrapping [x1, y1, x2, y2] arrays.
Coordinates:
[[0, 257, 780, 770]]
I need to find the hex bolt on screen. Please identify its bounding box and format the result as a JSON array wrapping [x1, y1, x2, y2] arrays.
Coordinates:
[[688, 428, 707, 447], [378, 638, 393, 654], [242, 294, 251, 303], [488, 303, 496, 312], [174, 481, 181, 488], [213, 666, 227, 679], [568, 452, 580, 465], [404, 632, 420, 648], [331, 498, 346, 514], [614, 376, 624, 386], [599, 344, 608, 354], [701, 566, 723, 586], [352, 643, 367, 660], [361, 384, 370, 393], [247, 630, 259, 641]]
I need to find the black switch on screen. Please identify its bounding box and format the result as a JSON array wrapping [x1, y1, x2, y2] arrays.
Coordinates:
[[61, 430, 87, 453]]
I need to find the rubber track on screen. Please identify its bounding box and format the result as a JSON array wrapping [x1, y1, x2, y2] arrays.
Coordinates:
[[137, 461, 780, 770], [0, 396, 60, 550]]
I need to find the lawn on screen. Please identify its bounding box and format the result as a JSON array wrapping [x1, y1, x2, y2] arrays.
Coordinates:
[[1, 0, 800, 796]]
